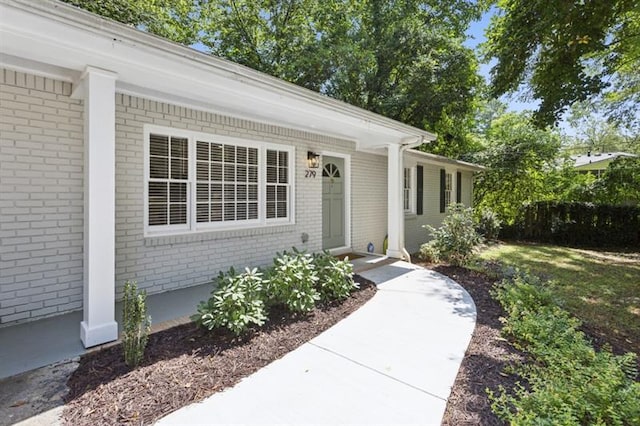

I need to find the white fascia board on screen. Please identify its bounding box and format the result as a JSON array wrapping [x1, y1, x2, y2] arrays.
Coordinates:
[[405, 149, 486, 172], [0, 0, 436, 149]]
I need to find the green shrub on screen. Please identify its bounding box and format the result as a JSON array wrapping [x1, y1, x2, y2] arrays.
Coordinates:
[[122, 281, 151, 368], [490, 273, 640, 425], [419, 240, 440, 263], [313, 250, 358, 301], [475, 207, 502, 240], [265, 248, 320, 313], [193, 267, 267, 335], [421, 203, 483, 266]]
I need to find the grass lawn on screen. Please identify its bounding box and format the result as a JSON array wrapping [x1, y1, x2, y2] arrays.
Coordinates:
[[478, 242, 640, 355]]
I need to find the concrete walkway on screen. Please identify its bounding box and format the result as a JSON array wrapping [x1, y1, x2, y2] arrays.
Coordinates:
[[157, 261, 476, 425]]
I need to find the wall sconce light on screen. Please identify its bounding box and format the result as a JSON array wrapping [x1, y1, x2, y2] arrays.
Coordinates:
[[307, 151, 320, 169]]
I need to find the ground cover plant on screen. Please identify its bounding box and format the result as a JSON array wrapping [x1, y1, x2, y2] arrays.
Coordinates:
[[490, 272, 640, 425], [478, 242, 640, 356]]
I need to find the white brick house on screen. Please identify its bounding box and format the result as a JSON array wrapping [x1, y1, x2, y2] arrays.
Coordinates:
[[0, 0, 483, 348]]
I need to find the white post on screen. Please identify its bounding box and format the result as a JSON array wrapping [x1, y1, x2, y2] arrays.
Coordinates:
[[78, 67, 118, 348], [386, 144, 405, 258]]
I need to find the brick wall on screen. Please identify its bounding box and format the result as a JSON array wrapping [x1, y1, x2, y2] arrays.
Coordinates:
[[351, 152, 388, 253], [0, 68, 391, 326], [0, 69, 84, 325], [113, 94, 386, 298]]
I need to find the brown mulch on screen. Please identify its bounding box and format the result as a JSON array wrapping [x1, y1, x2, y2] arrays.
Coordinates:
[[433, 265, 525, 426], [62, 276, 376, 426]]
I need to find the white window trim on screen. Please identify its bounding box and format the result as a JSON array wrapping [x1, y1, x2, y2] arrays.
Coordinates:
[[403, 163, 417, 215], [143, 125, 296, 237], [444, 171, 453, 208]]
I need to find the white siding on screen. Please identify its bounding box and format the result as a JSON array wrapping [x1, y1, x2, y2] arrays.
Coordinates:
[[404, 156, 476, 254]]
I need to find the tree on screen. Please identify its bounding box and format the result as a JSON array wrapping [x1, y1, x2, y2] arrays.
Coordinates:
[[473, 112, 569, 224], [62, 0, 488, 159], [485, 0, 640, 127], [563, 101, 639, 155], [594, 157, 640, 205], [62, 0, 202, 45]]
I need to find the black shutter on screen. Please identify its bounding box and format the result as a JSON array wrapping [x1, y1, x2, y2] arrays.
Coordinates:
[[439, 168, 446, 213], [416, 165, 423, 215], [456, 171, 462, 203]]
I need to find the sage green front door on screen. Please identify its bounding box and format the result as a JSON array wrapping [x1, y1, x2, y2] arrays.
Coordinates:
[[322, 156, 345, 249]]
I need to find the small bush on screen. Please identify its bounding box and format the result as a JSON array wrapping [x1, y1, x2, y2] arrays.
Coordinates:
[[490, 272, 640, 425], [122, 281, 151, 368], [265, 248, 320, 313], [422, 203, 483, 266], [419, 240, 440, 263], [193, 267, 267, 335], [313, 251, 358, 301], [476, 207, 502, 240]]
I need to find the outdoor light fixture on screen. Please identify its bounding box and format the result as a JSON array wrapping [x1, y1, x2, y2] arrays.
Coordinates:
[[307, 151, 320, 169]]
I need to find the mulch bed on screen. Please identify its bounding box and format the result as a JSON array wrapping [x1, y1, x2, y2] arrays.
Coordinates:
[[62, 276, 376, 426], [433, 265, 525, 426]]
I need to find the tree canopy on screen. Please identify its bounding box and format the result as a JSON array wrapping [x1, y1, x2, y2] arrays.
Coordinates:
[[62, 0, 487, 158], [485, 0, 640, 127]]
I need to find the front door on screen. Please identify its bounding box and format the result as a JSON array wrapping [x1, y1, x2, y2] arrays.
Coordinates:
[[322, 156, 345, 249]]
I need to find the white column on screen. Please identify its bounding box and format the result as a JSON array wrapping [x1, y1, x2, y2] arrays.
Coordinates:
[[78, 67, 118, 348], [386, 144, 405, 258]]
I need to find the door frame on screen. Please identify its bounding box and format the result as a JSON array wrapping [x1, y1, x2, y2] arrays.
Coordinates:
[[321, 151, 351, 255]]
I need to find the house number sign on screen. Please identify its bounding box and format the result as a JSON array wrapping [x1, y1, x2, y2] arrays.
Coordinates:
[[305, 170, 317, 178]]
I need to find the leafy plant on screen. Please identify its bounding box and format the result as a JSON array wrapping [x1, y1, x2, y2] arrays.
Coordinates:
[[490, 272, 640, 425], [265, 248, 320, 313], [313, 250, 357, 302], [419, 240, 440, 263], [475, 207, 501, 240], [193, 267, 267, 336], [421, 203, 482, 266], [122, 280, 151, 368]]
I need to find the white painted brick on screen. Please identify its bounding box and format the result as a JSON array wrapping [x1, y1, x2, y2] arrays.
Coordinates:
[[0, 69, 84, 325]]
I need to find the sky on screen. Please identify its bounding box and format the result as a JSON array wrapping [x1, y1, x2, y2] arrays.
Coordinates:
[[464, 7, 541, 114], [464, 9, 579, 136]]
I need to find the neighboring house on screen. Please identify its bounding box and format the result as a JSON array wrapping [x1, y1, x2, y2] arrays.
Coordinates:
[[572, 151, 637, 178], [0, 0, 483, 348]]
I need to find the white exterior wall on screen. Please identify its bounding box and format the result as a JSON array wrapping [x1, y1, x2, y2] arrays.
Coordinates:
[[351, 152, 388, 254], [114, 95, 386, 298], [0, 70, 394, 326], [0, 70, 392, 325], [0, 69, 84, 325], [404, 159, 476, 254]]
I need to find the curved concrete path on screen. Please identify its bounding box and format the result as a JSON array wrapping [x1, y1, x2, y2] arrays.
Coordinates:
[[157, 261, 476, 425]]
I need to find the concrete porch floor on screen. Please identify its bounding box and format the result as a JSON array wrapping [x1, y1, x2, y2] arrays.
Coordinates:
[[0, 253, 388, 380]]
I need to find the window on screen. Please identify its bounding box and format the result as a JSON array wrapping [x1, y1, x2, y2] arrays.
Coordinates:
[[145, 127, 294, 235], [403, 168, 412, 212], [195, 142, 259, 223], [444, 172, 452, 207], [148, 134, 189, 228], [266, 149, 289, 219]]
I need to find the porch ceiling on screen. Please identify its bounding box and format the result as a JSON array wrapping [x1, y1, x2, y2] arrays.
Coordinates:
[[0, 0, 436, 152]]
